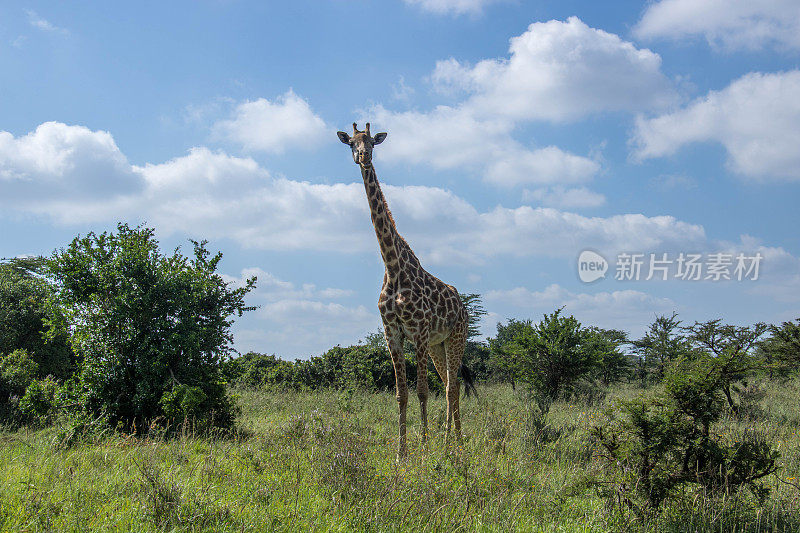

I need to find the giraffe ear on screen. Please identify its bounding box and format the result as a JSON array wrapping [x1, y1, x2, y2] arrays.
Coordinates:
[[373, 132, 387, 145], [337, 131, 351, 144]]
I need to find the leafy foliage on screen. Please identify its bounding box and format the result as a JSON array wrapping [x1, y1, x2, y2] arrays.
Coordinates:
[[632, 313, 688, 382], [46, 224, 255, 432], [459, 293, 487, 341], [488, 319, 528, 389], [593, 321, 778, 517], [0, 349, 38, 400], [0, 258, 73, 380], [508, 309, 595, 412], [683, 319, 768, 413], [224, 339, 446, 396], [18, 376, 61, 424], [762, 319, 800, 373], [584, 327, 632, 385]]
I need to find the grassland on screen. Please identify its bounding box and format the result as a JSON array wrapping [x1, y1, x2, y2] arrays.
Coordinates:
[[1, 381, 799, 532]]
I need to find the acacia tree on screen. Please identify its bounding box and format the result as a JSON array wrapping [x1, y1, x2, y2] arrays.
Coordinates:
[[488, 319, 529, 390], [584, 327, 631, 385], [763, 319, 800, 373], [47, 224, 255, 431], [593, 336, 778, 515], [633, 313, 688, 382], [511, 309, 594, 412], [459, 293, 491, 381], [684, 319, 768, 413]]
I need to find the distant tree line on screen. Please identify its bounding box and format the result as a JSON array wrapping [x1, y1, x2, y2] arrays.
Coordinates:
[[2, 222, 800, 464]]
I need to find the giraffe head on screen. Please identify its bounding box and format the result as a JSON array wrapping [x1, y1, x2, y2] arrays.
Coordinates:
[[337, 122, 387, 168]]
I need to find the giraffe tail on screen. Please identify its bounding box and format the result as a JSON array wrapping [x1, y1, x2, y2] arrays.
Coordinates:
[[459, 364, 478, 399]]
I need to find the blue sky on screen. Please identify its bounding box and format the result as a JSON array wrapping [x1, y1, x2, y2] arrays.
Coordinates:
[[1, 0, 799, 358]]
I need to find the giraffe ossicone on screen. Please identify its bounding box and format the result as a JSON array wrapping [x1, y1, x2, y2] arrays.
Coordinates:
[[337, 122, 474, 461]]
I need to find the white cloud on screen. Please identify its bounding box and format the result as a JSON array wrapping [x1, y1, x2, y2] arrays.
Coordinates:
[[431, 17, 677, 122], [0, 122, 707, 265], [634, 0, 800, 51], [485, 147, 600, 187], [391, 76, 415, 104], [212, 90, 329, 153], [239, 300, 378, 358], [632, 71, 800, 181], [224, 267, 354, 302], [223, 268, 375, 358], [486, 283, 676, 336], [370, 18, 674, 189], [370, 105, 601, 187], [403, 0, 504, 16], [136, 148, 371, 252], [522, 186, 606, 209], [0, 122, 140, 213], [716, 236, 800, 304], [455, 208, 705, 262], [26, 10, 69, 35]]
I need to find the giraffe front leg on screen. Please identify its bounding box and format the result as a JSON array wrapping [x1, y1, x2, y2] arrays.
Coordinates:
[[384, 323, 408, 461], [445, 368, 454, 447]]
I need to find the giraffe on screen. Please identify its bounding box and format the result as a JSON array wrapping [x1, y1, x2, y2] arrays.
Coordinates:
[[337, 122, 475, 460]]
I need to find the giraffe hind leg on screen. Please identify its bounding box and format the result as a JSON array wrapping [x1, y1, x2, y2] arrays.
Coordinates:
[[429, 342, 448, 431], [444, 323, 467, 444]]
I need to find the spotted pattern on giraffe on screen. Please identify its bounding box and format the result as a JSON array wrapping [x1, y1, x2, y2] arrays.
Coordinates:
[[337, 122, 469, 460]]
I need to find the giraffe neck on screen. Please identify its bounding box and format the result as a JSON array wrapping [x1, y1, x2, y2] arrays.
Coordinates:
[[360, 164, 415, 275]]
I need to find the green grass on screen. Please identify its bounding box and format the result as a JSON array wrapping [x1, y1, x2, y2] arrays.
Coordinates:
[[1, 380, 799, 532]]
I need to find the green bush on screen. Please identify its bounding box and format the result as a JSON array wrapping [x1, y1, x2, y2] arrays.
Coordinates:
[[0, 258, 74, 380], [592, 338, 779, 518], [508, 309, 595, 413], [45, 224, 255, 433], [0, 349, 38, 399], [18, 376, 61, 424]]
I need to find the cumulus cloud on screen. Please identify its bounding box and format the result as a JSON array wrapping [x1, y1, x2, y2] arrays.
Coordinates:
[[224, 267, 354, 302], [223, 268, 375, 358], [403, 0, 504, 16], [370, 18, 674, 190], [716, 236, 800, 304], [431, 17, 677, 122], [486, 283, 676, 335], [212, 90, 329, 153], [0, 122, 141, 215], [370, 105, 600, 187], [136, 149, 701, 263], [632, 71, 800, 181], [0, 122, 709, 265], [634, 0, 800, 51]]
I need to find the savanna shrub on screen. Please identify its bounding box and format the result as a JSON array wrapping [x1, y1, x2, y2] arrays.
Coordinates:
[[0, 348, 38, 399], [0, 258, 74, 381], [592, 351, 778, 518], [18, 376, 61, 424], [46, 224, 255, 432]]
